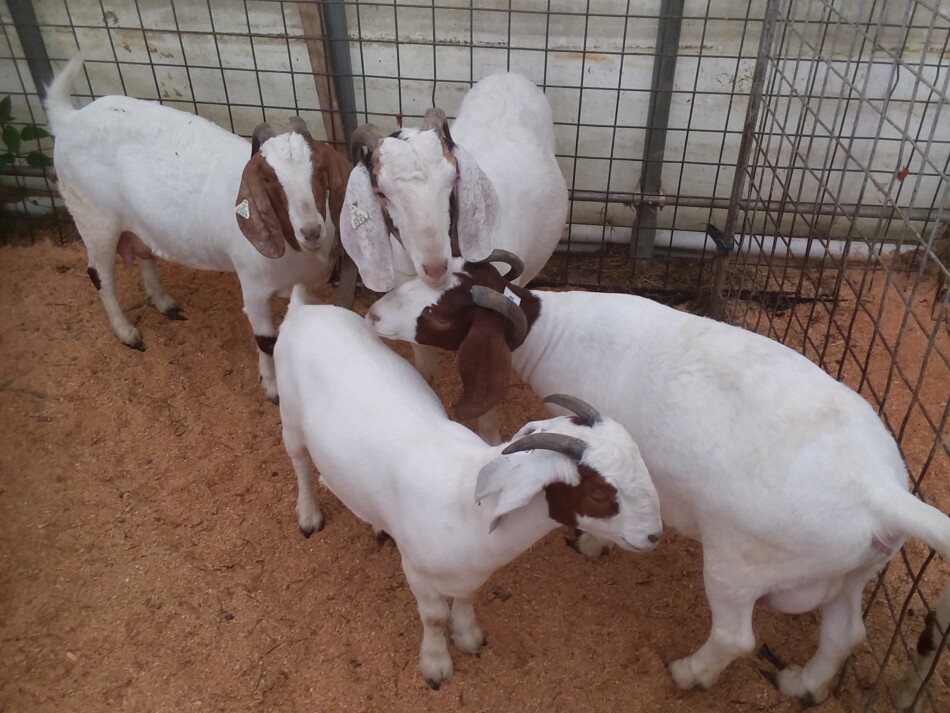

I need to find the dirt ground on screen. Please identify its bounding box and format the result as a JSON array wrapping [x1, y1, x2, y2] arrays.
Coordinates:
[[1, 240, 947, 712]]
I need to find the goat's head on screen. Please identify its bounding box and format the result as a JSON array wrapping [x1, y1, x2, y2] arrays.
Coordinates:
[[339, 108, 499, 292], [476, 395, 662, 551], [236, 118, 352, 258], [367, 252, 533, 420]]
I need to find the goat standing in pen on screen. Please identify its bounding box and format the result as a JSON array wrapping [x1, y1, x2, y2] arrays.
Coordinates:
[[273, 300, 662, 687], [329, 72, 567, 442], [366, 255, 950, 705], [44, 54, 351, 402]]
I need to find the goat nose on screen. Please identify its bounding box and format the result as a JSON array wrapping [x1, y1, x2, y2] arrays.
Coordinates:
[[422, 261, 448, 278], [301, 225, 322, 245], [647, 532, 662, 544]]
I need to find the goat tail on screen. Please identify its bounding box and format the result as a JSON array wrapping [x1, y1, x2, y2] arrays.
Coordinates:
[[44, 52, 85, 136], [883, 487, 950, 563]]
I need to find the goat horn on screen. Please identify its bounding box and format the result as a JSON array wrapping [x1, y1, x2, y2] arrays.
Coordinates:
[[251, 122, 276, 156], [543, 394, 602, 427], [502, 433, 588, 462], [289, 116, 312, 140], [349, 123, 387, 162], [422, 107, 453, 146], [471, 285, 527, 349], [476, 249, 524, 282]]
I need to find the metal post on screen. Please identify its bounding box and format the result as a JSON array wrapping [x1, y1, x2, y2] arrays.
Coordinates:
[[321, 0, 358, 142], [707, 0, 782, 319], [629, 0, 684, 261], [320, 0, 360, 307], [6, 0, 53, 98]]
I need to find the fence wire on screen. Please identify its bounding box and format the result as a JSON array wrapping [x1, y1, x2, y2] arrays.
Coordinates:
[[0, 1, 947, 709]]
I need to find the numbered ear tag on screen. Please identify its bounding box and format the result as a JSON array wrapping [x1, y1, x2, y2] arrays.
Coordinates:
[[503, 286, 521, 306], [235, 199, 250, 219], [350, 204, 369, 229]]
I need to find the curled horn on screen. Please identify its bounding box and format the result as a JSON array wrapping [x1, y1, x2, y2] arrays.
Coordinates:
[[289, 116, 312, 140], [502, 433, 588, 462], [543, 394, 602, 427], [349, 123, 388, 162], [251, 122, 276, 156], [422, 107, 453, 147], [476, 249, 524, 282], [471, 285, 527, 349]]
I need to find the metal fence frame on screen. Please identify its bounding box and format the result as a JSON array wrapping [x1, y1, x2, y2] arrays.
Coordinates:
[[1, 1, 947, 709]]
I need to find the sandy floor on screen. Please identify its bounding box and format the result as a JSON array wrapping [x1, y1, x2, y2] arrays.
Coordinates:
[[1, 240, 947, 712]]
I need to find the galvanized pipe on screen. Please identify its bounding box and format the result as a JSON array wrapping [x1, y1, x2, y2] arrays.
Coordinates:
[[629, 0, 684, 260], [707, 0, 782, 318], [321, 1, 360, 307], [321, 0, 358, 143], [6, 0, 52, 98]]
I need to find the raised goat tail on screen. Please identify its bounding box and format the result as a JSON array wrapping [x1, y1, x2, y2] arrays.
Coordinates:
[[885, 487, 950, 563], [43, 52, 85, 136]]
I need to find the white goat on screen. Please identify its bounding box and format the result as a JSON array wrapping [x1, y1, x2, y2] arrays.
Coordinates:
[[336, 72, 568, 434], [45, 54, 351, 401], [366, 257, 950, 704], [273, 303, 662, 687]]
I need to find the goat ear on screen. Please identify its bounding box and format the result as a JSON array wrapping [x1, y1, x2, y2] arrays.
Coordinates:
[[454, 310, 512, 421], [476, 451, 575, 533], [236, 155, 295, 258], [453, 144, 496, 263], [339, 162, 394, 291], [317, 143, 352, 231]]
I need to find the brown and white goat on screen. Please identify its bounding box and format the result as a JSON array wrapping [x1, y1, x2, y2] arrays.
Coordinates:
[[45, 54, 351, 401]]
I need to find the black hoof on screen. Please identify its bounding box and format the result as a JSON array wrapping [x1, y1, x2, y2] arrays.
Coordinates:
[[799, 693, 818, 708], [375, 530, 393, 545], [125, 339, 145, 352], [426, 679, 441, 691], [163, 306, 187, 321], [268, 394, 280, 406]]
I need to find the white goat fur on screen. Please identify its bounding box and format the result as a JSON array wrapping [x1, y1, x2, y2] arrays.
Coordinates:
[[340, 72, 567, 431], [45, 55, 340, 400], [274, 303, 661, 687], [367, 263, 950, 703]]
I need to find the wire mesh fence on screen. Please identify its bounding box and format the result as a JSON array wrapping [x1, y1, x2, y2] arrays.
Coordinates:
[[0, 0, 947, 709]]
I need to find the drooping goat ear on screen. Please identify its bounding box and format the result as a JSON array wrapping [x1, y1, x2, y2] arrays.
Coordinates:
[[339, 162, 394, 292], [236, 154, 298, 258], [453, 144, 496, 263], [475, 450, 576, 533], [454, 310, 512, 421], [315, 143, 353, 231]]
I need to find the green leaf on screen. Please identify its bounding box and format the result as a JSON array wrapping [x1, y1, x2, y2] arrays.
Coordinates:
[[26, 150, 53, 167], [2, 124, 21, 155], [0, 152, 12, 167], [20, 124, 50, 141], [0, 96, 11, 123]]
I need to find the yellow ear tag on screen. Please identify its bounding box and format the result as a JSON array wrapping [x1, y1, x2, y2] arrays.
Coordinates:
[[350, 203, 369, 229], [235, 199, 250, 219]]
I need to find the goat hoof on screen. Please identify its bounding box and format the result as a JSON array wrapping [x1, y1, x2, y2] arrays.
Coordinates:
[[299, 517, 325, 538], [426, 679, 441, 691], [267, 393, 280, 406], [163, 306, 187, 321], [375, 529, 393, 545], [125, 339, 145, 352]]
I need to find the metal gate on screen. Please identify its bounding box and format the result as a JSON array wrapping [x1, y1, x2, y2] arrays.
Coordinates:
[[1, 1, 947, 708]]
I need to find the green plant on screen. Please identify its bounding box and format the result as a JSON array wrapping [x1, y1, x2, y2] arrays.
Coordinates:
[[0, 95, 53, 171]]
